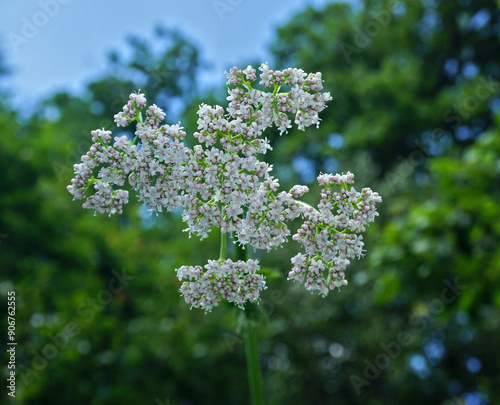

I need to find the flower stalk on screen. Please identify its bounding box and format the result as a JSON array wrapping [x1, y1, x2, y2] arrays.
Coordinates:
[[244, 310, 265, 405], [219, 229, 227, 260], [237, 243, 265, 405]]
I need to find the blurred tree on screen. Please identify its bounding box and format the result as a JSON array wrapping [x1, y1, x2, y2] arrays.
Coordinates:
[[247, 1, 500, 404], [2, 1, 500, 404], [91, 26, 202, 122], [270, 0, 500, 176], [0, 32, 245, 405]]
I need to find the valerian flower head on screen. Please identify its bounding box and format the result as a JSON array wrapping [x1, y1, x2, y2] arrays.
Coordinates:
[[177, 259, 265, 312], [67, 63, 381, 310], [289, 172, 382, 296]]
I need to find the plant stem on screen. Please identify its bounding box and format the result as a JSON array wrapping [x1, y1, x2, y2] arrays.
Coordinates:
[[244, 312, 265, 405], [236, 242, 265, 405], [219, 229, 227, 260]]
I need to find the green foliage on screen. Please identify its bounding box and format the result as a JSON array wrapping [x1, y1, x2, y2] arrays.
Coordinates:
[[1, 2, 500, 404], [270, 0, 499, 175]]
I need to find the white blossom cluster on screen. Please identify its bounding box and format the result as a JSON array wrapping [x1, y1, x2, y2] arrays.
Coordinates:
[[177, 259, 265, 312], [289, 172, 382, 296], [225, 63, 330, 135], [66, 94, 190, 216], [67, 63, 381, 310]]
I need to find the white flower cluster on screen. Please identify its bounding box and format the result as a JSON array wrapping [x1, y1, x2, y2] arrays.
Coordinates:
[[114, 92, 147, 127], [225, 63, 331, 134], [67, 63, 381, 310], [66, 93, 190, 216], [177, 259, 265, 312], [67, 128, 132, 215], [289, 172, 382, 296]]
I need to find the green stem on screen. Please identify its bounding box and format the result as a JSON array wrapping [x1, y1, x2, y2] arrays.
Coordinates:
[[244, 312, 265, 405], [219, 229, 227, 260], [132, 112, 143, 145], [272, 83, 281, 96], [236, 243, 265, 405]]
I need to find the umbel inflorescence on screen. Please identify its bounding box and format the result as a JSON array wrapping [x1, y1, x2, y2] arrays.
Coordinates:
[[67, 63, 382, 312]]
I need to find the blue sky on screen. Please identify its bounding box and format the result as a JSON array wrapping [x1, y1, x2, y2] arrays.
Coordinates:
[[0, 0, 341, 107]]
